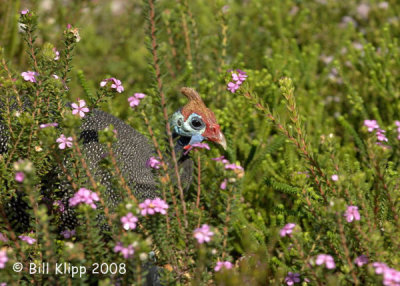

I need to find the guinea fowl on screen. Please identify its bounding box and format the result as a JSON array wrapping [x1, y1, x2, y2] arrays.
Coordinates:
[[83, 87, 226, 199], [59, 87, 226, 230], [1, 87, 226, 232]]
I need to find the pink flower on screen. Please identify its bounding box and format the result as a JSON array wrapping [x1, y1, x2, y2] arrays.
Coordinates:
[[214, 261, 233, 272], [356, 3, 370, 19], [372, 262, 388, 275], [236, 69, 247, 75], [280, 223, 296, 237], [213, 156, 244, 177], [20, 9, 29, 15], [235, 69, 248, 82], [134, 93, 146, 99], [39, 122, 58, 128], [15, 172, 25, 182], [285, 272, 301, 285], [193, 224, 214, 244], [212, 156, 225, 161], [21, 71, 38, 83], [71, 99, 89, 118], [19, 235, 36, 245], [53, 48, 60, 60], [373, 263, 400, 286], [100, 78, 124, 93], [128, 97, 140, 107], [227, 82, 239, 93], [212, 156, 229, 164], [114, 242, 135, 259], [139, 199, 156, 216], [111, 79, 124, 93], [344, 205, 361, 223], [121, 213, 138, 230], [231, 73, 242, 85], [225, 163, 243, 170], [363, 120, 389, 143], [379, 2, 389, 9], [139, 198, 168, 216], [227, 69, 247, 93], [0, 250, 8, 269], [61, 229, 76, 238], [128, 93, 146, 108], [382, 267, 400, 285], [183, 142, 210, 155], [331, 174, 339, 181], [152, 198, 169, 214], [56, 134, 73, 149], [220, 179, 228, 190], [395, 121, 400, 140], [354, 255, 368, 267], [364, 120, 379, 132], [69, 188, 99, 209], [191, 142, 210, 150], [146, 157, 161, 169], [376, 129, 388, 142], [315, 254, 336, 269], [113, 243, 122, 252]]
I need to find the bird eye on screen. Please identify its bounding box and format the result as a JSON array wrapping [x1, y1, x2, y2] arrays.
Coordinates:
[[190, 117, 204, 130], [177, 118, 183, 127]]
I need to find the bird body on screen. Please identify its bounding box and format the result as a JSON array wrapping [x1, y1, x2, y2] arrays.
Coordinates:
[[1, 87, 226, 231], [80, 108, 158, 201]]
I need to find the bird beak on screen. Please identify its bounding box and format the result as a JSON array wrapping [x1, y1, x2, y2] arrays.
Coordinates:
[[217, 131, 227, 150], [202, 124, 227, 150], [206, 130, 227, 150]]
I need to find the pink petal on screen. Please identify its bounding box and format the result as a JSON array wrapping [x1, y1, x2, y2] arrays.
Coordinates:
[[134, 93, 146, 99], [326, 260, 336, 269], [315, 256, 324, 265]]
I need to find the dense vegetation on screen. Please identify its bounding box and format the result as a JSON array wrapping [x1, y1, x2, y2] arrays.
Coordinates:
[[1, 0, 400, 285]]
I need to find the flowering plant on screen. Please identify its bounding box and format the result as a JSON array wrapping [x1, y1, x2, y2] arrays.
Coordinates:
[[1, 1, 400, 285]]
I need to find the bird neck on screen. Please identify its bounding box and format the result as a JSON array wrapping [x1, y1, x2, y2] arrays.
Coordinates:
[[174, 136, 191, 157]]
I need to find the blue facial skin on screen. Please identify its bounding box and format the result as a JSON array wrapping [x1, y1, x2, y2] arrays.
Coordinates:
[[171, 111, 206, 145], [188, 134, 205, 145]]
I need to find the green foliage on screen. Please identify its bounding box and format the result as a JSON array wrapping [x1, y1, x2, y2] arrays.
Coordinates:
[[1, 0, 400, 285]]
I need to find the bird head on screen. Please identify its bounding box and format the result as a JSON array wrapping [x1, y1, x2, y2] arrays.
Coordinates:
[[170, 87, 226, 150]]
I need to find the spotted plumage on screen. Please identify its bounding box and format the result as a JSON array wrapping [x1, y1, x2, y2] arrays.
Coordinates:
[[81, 109, 158, 200], [1, 87, 226, 233], [0, 123, 7, 154]]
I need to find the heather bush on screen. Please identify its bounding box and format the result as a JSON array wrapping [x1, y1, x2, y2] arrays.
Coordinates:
[[1, 0, 400, 285]]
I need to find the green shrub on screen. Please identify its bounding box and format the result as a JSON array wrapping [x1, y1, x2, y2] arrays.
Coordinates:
[[0, 0, 399, 285]]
